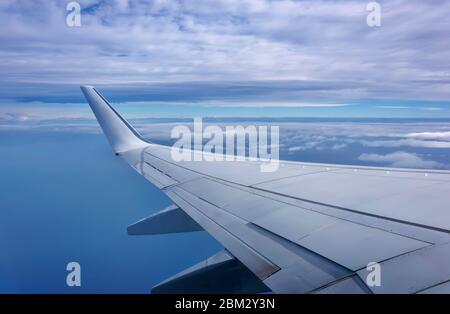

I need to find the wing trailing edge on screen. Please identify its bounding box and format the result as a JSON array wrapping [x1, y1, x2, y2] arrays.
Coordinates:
[[152, 250, 270, 294], [127, 205, 203, 235]]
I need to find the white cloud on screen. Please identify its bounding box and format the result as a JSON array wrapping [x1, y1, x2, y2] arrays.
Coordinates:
[[420, 107, 442, 111], [360, 138, 450, 148], [406, 131, 450, 141], [287, 139, 329, 152], [358, 151, 443, 169], [204, 102, 350, 108], [376, 106, 410, 109], [332, 143, 347, 150], [0, 102, 93, 121]]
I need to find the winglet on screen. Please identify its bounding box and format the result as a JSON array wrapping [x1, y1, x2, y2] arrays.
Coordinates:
[[80, 86, 149, 153]]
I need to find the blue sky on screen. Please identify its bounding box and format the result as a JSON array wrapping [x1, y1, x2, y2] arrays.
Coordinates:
[[0, 0, 449, 119]]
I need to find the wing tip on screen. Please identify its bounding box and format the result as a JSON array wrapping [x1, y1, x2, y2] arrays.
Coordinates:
[[80, 85, 149, 153], [80, 85, 95, 91]]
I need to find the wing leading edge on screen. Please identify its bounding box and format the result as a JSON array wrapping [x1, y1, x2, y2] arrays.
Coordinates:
[[81, 86, 450, 294]]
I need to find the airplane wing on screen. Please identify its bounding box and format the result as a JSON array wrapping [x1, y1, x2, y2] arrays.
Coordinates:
[[81, 86, 450, 294]]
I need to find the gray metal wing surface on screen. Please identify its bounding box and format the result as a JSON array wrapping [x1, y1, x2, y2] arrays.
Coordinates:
[[81, 86, 450, 294]]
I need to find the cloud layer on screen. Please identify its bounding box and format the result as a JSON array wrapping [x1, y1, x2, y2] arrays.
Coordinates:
[[358, 151, 443, 169], [1, 0, 450, 102], [2, 116, 449, 169]]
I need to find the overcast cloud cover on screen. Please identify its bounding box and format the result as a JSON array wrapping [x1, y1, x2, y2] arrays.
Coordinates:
[[0, 0, 449, 106]]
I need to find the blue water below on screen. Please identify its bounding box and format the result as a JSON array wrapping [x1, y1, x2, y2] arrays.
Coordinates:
[[0, 131, 221, 293]]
